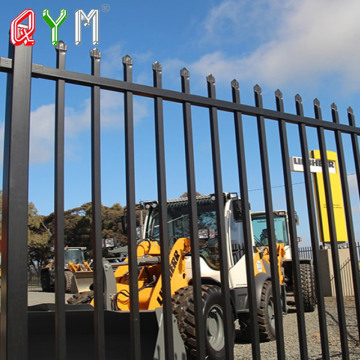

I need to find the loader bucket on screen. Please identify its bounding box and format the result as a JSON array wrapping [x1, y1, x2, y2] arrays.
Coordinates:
[[27, 304, 187, 360], [71, 271, 93, 293]]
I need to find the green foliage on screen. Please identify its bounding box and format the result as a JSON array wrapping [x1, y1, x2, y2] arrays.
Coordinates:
[[42, 202, 127, 250]]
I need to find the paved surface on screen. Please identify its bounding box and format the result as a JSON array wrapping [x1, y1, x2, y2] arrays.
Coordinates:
[[26, 291, 360, 359], [28, 289, 73, 306]]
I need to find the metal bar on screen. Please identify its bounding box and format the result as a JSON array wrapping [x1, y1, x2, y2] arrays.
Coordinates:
[[314, 99, 349, 359], [231, 79, 261, 360], [295, 95, 329, 359], [254, 84, 285, 360], [180, 68, 206, 359], [332, 104, 360, 342], [54, 41, 67, 360], [152, 62, 174, 360], [207, 74, 234, 360], [348, 109, 360, 199], [90, 48, 106, 360], [275, 90, 308, 359], [0, 59, 357, 135], [123, 55, 142, 360], [1, 41, 32, 360]]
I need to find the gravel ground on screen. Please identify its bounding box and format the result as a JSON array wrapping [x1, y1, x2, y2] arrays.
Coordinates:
[[234, 297, 360, 359], [28, 291, 359, 359]]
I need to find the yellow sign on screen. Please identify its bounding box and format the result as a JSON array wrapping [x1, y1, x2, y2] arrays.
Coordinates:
[[310, 150, 347, 243]]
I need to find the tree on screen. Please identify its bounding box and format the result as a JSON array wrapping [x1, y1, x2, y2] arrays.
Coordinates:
[[42, 202, 127, 251]]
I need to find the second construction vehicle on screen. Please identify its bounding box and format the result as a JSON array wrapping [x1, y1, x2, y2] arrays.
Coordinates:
[[41, 246, 93, 293], [251, 210, 316, 312], [71, 193, 292, 359]]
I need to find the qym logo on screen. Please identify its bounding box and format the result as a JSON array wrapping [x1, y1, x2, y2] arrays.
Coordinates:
[[10, 8, 100, 47]]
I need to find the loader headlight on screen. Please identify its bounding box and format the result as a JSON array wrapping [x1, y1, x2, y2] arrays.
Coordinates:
[[145, 202, 158, 209]]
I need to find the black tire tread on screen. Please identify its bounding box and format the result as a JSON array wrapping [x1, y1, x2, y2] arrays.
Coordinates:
[[64, 271, 73, 293], [300, 263, 316, 312], [172, 284, 229, 359], [257, 280, 276, 342]]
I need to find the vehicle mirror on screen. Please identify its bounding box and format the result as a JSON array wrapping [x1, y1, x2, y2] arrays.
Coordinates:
[[233, 199, 242, 222], [295, 214, 300, 226]]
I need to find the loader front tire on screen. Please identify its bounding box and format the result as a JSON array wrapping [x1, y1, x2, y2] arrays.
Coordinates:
[[172, 285, 233, 360], [64, 271, 73, 293], [258, 280, 276, 342]]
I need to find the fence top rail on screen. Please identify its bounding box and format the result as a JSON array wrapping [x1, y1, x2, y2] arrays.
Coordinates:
[[0, 55, 359, 135]]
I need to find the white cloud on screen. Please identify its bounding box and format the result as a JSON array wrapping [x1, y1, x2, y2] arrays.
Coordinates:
[[28, 91, 149, 164], [190, 0, 360, 90]]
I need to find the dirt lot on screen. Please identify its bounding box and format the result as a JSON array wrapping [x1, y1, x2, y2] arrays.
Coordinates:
[[234, 297, 360, 359]]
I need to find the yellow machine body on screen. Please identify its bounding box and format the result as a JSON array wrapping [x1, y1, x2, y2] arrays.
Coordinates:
[[112, 237, 190, 311]]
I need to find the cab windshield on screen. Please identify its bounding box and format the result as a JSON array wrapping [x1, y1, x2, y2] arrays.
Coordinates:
[[64, 249, 85, 264], [251, 213, 289, 246], [145, 198, 220, 269]]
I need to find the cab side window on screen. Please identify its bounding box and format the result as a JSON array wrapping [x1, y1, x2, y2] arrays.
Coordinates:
[[230, 201, 244, 264]]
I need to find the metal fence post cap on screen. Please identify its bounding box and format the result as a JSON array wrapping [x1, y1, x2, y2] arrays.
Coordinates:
[[55, 41, 67, 52], [275, 89, 283, 99], [180, 68, 190, 78], [206, 74, 215, 84], [90, 48, 101, 59], [122, 55, 133, 66], [231, 79, 239, 89], [347, 107, 356, 127], [152, 61, 162, 72], [254, 84, 262, 94], [313, 98, 320, 106], [331, 102, 338, 111], [295, 94, 302, 103]]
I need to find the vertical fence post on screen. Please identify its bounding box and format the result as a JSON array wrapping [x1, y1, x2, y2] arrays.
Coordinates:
[[123, 54, 141, 360], [276, 90, 308, 359], [296, 95, 329, 358], [254, 84, 285, 360], [1, 40, 33, 360], [332, 104, 360, 341], [314, 99, 349, 358], [54, 40, 67, 360], [180, 68, 206, 359], [207, 74, 234, 360], [231, 79, 261, 360], [348, 109, 360, 199], [90, 48, 106, 360], [152, 61, 174, 360]]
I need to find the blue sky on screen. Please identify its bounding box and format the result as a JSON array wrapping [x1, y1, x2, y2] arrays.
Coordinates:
[[0, 0, 359, 245]]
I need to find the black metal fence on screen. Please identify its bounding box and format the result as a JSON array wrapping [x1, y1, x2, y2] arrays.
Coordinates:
[[1, 37, 360, 360], [299, 242, 360, 260]]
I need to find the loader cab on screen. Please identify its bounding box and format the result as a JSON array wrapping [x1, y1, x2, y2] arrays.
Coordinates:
[[143, 194, 245, 271], [251, 211, 293, 258], [64, 247, 86, 266]]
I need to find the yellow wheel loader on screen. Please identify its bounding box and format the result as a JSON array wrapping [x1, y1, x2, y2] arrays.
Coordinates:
[[251, 210, 317, 312], [40, 246, 93, 293], [70, 193, 287, 359]]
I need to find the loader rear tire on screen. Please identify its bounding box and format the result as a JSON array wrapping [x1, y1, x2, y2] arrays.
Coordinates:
[[172, 285, 233, 360], [258, 280, 276, 342], [41, 270, 52, 292], [300, 263, 316, 312]]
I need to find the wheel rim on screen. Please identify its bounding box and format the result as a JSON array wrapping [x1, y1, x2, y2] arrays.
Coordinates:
[[206, 304, 224, 351], [267, 296, 275, 328]]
